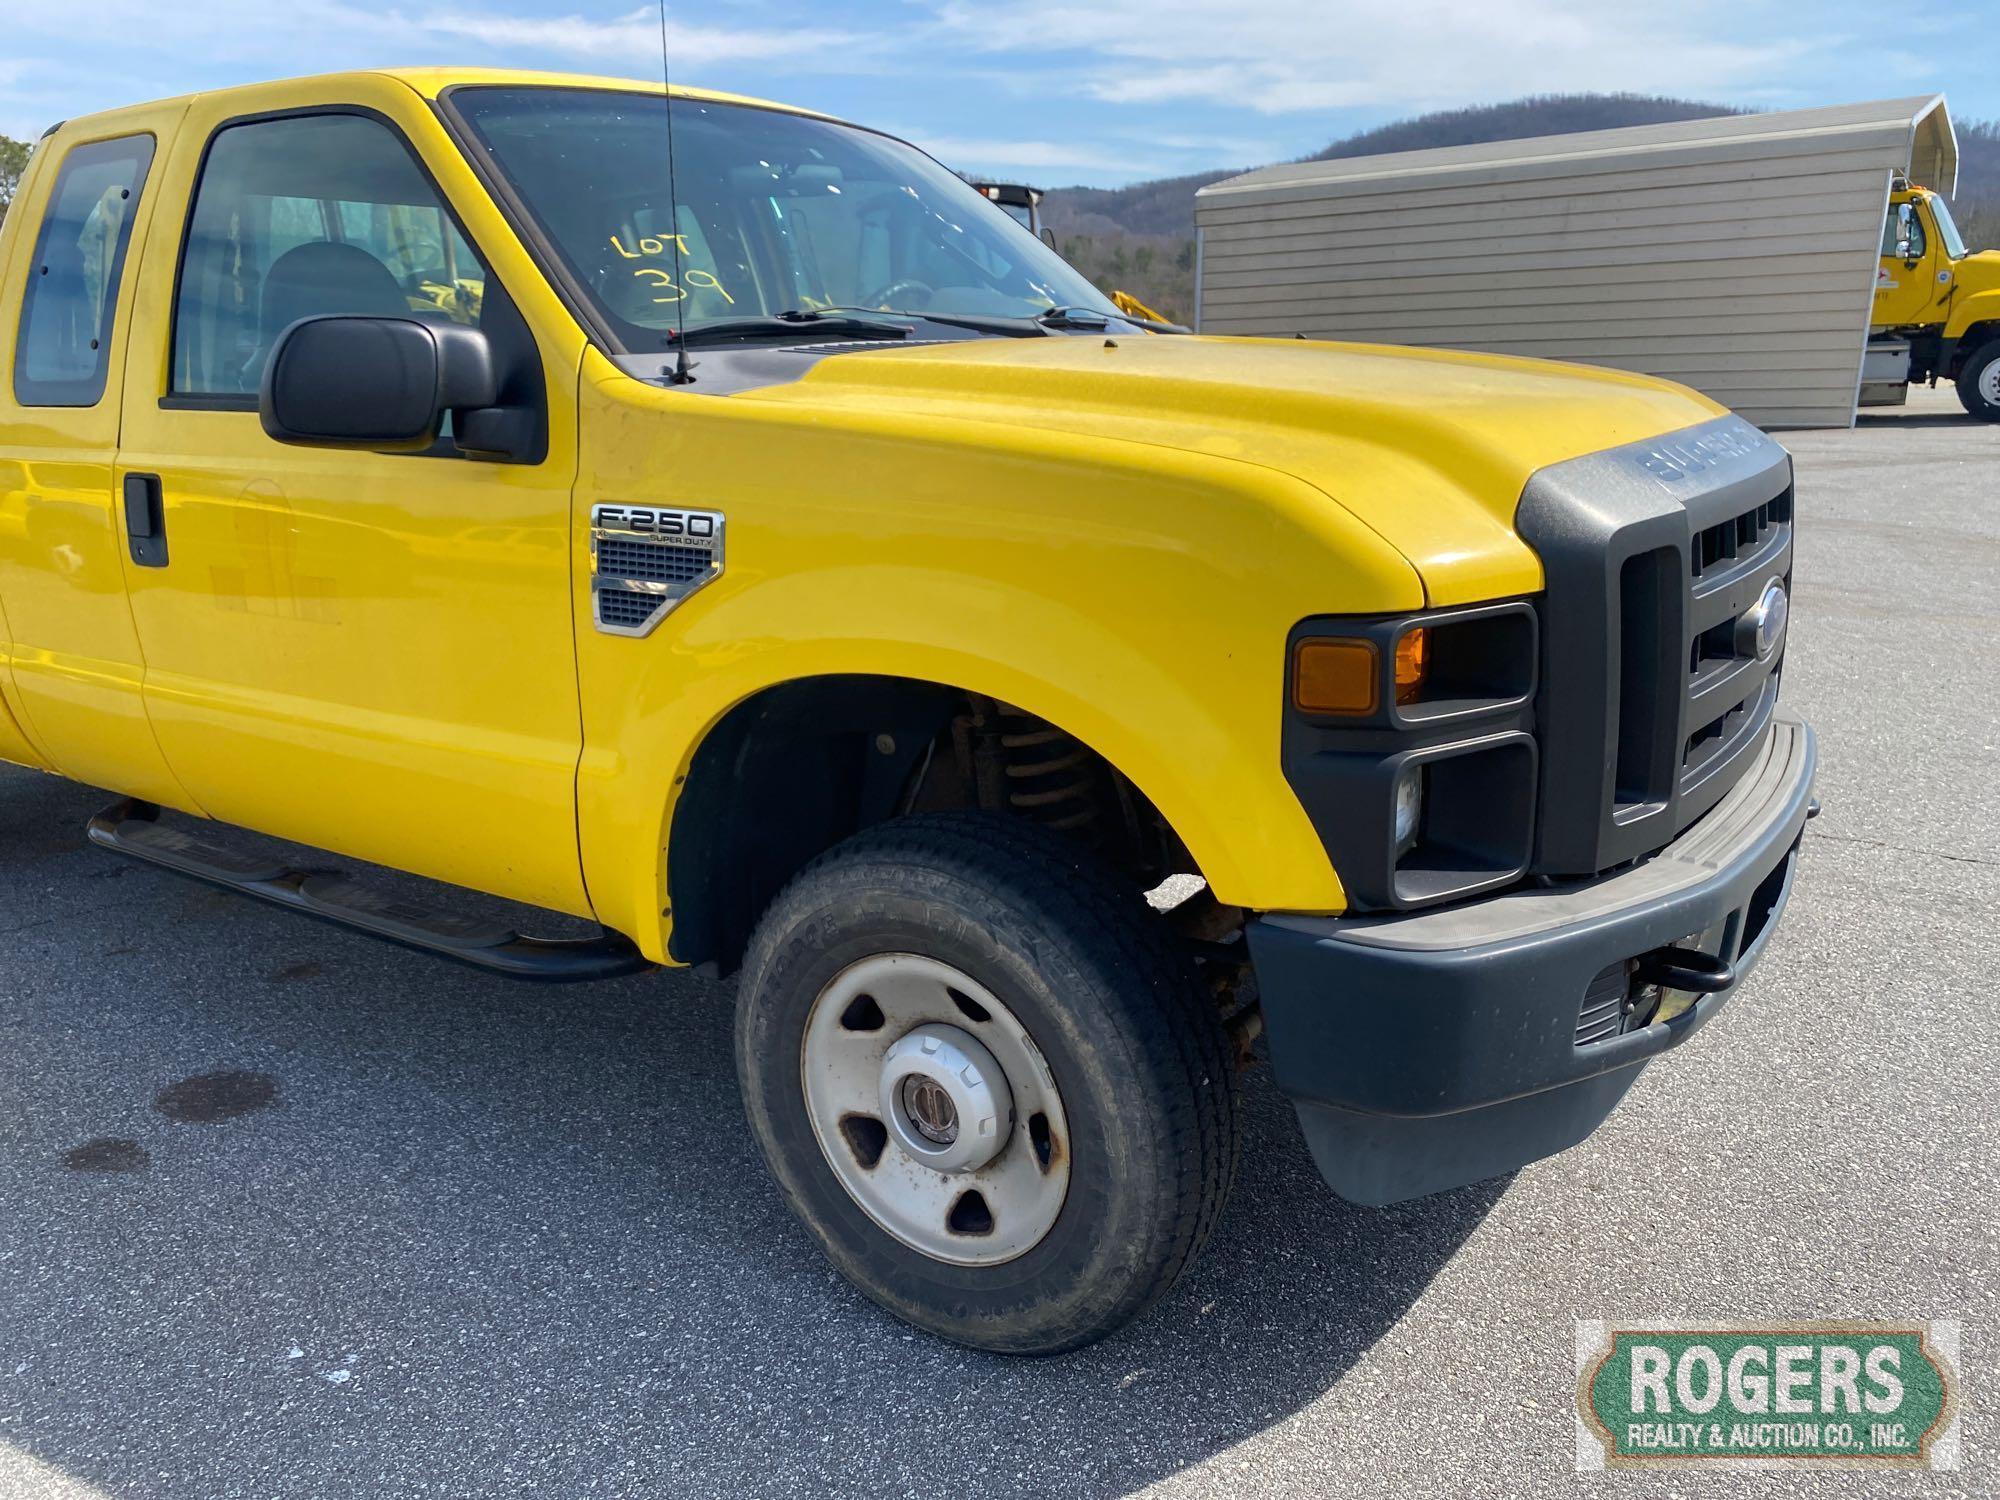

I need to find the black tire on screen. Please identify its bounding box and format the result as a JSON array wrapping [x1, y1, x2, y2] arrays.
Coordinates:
[[734, 811, 1239, 1354], [1955, 339, 2000, 421]]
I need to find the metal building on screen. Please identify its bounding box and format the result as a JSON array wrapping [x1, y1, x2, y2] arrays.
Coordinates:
[[1194, 97, 1958, 428]]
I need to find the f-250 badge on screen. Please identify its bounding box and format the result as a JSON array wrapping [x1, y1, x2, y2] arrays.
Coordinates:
[[589, 505, 725, 637]]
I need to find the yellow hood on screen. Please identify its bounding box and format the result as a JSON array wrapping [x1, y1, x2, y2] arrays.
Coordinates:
[[1951, 249, 2000, 295], [741, 333, 1728, 604]]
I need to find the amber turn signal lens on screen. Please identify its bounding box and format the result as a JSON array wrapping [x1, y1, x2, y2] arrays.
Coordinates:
[[1394, 627, 1429, 706], [1293, 638, 1379, 715]]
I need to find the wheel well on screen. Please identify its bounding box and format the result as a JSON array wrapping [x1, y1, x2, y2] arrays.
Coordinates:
[[1951, 322, 2000, 375], [665, 675, 1197, 973]]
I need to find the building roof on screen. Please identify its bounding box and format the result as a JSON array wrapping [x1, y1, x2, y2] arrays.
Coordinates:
[[1200, 95, 1957, 201]]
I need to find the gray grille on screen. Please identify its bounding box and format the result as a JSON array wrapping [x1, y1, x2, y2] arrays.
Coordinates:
[[1680, 487, 1792, 789], [596, 536, 714, 585], [1517, 414, 1793, 876], [595, 589, 663, 630], [1692, 490, 1792, 580]]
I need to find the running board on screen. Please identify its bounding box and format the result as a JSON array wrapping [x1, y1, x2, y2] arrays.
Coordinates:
[[87, 800, 653, 983]]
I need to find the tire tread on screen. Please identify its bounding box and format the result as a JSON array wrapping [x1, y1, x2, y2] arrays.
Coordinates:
[[740, 811, 1239, 1351], [1955, 338, 2000, 422]]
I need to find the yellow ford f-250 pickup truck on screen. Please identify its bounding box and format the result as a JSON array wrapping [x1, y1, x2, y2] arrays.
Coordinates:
[[0, 70, 1816, 1354]]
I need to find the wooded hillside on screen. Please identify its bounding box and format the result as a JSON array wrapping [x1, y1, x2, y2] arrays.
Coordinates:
[[3, 100, 1992, 328]]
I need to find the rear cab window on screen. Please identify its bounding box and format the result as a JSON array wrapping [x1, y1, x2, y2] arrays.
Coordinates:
[[12, 134, 156, 407]]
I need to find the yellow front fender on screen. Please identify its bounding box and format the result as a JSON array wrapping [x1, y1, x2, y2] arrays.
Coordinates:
[[1945, 288, 2000, 345], [571, 351, 1426, 959]]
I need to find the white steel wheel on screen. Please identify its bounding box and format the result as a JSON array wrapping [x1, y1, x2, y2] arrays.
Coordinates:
[[735, 811, 1239, 1353], [1956, 339, 2000, 421], [801, 953, 1070, 1265]]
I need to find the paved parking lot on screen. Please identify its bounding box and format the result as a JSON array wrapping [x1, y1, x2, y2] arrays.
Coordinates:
[[1, 386, 1994, 1499]]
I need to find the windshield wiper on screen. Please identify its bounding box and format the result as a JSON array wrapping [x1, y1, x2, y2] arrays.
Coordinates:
[[872, 304, 1148, 336], [675, 304, 1152, 346], [1035, 304, 1189, 335], [1033, 305, 1118, 330], [676, 310, 912, 345], [801, 305, 1050, 339], [849, 305, 1126, 336]]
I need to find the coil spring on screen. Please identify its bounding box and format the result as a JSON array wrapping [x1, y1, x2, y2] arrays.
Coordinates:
[[994, 709, 1099, 835]]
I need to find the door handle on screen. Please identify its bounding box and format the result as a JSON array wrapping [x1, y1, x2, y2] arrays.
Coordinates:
[[122, 472, 167, 568]]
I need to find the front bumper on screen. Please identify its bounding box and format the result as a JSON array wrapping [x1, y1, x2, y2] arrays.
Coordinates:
[[1247, 715, 1816, 1205]]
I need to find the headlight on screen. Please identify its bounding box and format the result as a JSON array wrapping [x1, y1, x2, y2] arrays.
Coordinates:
[[1291, 627, 1433, 716], [1393, 765, 1423, 850], [1394, 627, 1429, 705], [1283, 601, 1540, 910]]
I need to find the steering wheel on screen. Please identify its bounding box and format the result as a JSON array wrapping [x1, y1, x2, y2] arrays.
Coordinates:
[[378, 233, 444, 286], [859, 278, 934, 311]]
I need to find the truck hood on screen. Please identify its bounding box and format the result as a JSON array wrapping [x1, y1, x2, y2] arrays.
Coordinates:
[[1951, 249, 2000, 294], [734, 333, 1728, 604]]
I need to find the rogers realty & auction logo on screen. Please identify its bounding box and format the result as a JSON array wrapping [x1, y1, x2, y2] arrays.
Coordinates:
[[1574, 1321, 1960, 1470]]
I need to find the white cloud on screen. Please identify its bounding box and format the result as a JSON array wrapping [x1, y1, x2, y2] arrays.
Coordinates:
[[1117, 131, 1287, 161], [901, 133, 1153, 174], [5, 0, 410, 63], [3, 2, 867, 78], [421, 8, 864, 66], [928, 0, 1837, 115]]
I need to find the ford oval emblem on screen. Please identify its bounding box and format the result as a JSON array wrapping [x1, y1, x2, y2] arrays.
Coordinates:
[[1735, 580, 1789, 661]]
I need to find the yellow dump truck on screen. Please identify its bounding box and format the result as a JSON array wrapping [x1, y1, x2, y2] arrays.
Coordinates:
[[1867, 179, 2000, 418], [0, 70, 1815, 1353], [966, 180, 1182, 327], [968, 179, 1046, 237]]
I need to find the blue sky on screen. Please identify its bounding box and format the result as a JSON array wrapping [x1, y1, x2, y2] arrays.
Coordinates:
[[2, 1, 1995, 187]]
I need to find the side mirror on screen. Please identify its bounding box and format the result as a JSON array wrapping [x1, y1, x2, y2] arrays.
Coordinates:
[[260, 316, 498, 454]]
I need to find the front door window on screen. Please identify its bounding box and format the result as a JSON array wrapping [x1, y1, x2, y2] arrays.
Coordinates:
[[171, 112, 487, 398]]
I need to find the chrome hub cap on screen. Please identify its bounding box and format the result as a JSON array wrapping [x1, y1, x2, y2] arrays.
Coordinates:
[[802, 954, 1070, 1265]]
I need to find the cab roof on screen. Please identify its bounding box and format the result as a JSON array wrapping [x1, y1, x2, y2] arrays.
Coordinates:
[[49, 66, 839, 139], [382, 66, 831, 118]]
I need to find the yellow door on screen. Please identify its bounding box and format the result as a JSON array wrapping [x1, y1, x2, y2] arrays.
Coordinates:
[[0, 110, 195, 800], [113, 82, 590, 915], [1873, 196, 1941, 328]]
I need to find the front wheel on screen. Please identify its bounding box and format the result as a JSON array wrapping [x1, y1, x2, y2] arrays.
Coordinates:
[[735, 812, 1239, 1354], [1955, 338, 2000, 421]]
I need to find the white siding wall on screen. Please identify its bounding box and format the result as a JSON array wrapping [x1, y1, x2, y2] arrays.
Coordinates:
[[1195, 128, 1913, 428]]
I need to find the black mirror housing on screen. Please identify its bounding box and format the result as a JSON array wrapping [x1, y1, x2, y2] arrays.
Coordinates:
[[260, 316, 498, 452]]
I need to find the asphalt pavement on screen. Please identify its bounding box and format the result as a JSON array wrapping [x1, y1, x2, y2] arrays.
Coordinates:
[[0, 384, 1993, 1498]]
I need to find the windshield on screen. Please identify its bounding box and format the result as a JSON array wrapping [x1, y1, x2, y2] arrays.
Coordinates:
[[1928, 193, 1968, 260], [449, 87, 1117, 346]]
